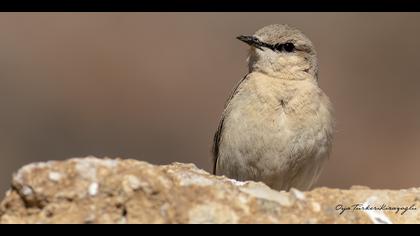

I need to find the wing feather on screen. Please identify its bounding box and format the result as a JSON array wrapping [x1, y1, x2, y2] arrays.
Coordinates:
[[212, 74, 250, 174]]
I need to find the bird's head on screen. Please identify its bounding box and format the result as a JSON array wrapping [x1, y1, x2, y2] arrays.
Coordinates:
[[238, 24, 318, 81]]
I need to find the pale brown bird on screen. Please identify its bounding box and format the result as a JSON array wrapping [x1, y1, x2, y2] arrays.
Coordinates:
[[212, 24, 334, 191]]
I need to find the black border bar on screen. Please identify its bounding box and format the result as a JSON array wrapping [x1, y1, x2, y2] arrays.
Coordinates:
[[1, 0, 419, 12]]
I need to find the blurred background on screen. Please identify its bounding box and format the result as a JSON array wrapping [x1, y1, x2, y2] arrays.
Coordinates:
[[0, 13, 420, 195]]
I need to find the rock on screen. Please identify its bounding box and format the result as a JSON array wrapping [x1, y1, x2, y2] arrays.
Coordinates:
[[0, 157, 419, 224]]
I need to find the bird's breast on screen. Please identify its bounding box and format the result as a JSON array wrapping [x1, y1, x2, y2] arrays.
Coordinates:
[[221, 73, 333, 164]]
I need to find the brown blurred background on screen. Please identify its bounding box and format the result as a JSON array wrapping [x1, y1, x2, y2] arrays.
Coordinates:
[[0, 13, 420, 195]]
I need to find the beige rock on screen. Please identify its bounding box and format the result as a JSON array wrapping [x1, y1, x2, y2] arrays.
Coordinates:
[[0, 157, 419, 224]]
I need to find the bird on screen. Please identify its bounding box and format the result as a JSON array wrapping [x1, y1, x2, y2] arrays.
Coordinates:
[[212, 24, 334, 191]]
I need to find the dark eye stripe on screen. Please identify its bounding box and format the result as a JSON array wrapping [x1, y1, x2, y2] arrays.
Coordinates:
[[273, 43, 283, 51], [254, 39, 296, 53], [273, 42, 295, 52], [253, 38, 276, 50]]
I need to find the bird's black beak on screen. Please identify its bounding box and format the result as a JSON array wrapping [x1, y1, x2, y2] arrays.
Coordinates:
[[236, 35, 264, 50]]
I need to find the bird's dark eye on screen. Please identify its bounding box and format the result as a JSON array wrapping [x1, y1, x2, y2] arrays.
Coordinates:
[[273, 42, 295, 53], [283, 43, 295, 52]]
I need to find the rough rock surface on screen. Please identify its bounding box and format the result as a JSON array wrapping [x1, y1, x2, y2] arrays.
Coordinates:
[[0, 157, 419, 224]]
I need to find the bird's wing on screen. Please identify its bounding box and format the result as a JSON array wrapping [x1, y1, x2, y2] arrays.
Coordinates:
[[212, 74, 250, 174]]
